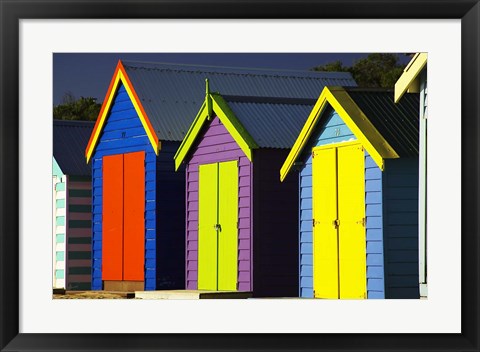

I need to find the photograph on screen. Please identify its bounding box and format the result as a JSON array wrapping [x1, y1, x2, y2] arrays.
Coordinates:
[[1, 1, 477, 349], [52, 52, 427, 300]]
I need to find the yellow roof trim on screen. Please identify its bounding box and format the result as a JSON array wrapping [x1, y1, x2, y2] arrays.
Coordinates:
[[280, 86, 399, 181], [394, 53, 427, 103], [85, 61, 160, 163], [327, 88, 398, 169], [85, 73, 121, 163], [173, 102, 208, 171], [210, 94, 257, 161], [280, 89, 330, 181]]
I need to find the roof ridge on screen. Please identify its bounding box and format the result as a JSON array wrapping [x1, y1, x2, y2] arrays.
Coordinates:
[[219, 94, 317, 106], [344, 87, 394, 93], [122, 60, 352, 79]]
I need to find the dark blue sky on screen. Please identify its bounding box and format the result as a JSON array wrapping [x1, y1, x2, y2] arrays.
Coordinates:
[[53, 53, 409, 105]]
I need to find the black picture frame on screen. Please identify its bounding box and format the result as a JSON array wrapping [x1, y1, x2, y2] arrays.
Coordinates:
[[1, 1, 479, 351]]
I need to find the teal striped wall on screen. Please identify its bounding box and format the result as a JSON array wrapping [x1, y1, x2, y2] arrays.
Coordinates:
[[53, 163, 67, 289]]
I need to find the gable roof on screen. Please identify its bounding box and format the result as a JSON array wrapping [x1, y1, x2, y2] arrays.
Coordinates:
[[348, 90, 419, 157], [174, 84, 316, 170], [280, 87, 419, 181], [223, 95, 316, 149], [85, 61, 159, 163], [54, 120, 95, 176], [394, 53, 427, 102]]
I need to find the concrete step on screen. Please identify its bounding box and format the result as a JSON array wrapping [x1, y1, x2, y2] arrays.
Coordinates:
[[135, 290, 252, 300]]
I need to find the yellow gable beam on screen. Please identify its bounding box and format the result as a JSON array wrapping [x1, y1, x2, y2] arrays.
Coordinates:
[[280, 86, 399, 181], [394, 53, 427, 103], [280, 89, 329, 182], [85, 73, 121, 163], [327, 87, 398, 170]]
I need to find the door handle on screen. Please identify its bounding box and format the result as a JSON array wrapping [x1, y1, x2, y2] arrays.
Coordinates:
[[332, 219, 340, 229], [213, 224, 222, 231], [356, 218, 366, 227]]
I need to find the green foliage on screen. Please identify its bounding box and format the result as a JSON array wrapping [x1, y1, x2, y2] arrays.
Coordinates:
[[313, 60, 349, 73], [312, 54, 407, 88], [53, 93, 101, 121]]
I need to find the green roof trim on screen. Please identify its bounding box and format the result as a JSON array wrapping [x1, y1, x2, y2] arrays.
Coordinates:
[[174, 90, 258, 171], [53, 157, 64, 178], [173, 101, 207, 170], [211, 93, 258, 152]]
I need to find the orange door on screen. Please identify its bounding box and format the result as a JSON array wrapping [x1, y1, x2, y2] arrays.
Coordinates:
[[102, 154, 124, 280], [123, 152, 145, 281], [102, 151, 145, 282]]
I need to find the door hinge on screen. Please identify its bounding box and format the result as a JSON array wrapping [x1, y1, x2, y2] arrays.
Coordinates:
[[312, 218, 315, 227], [312, 151, 315, 158]]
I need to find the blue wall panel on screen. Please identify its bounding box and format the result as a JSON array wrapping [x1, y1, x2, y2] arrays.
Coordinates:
[[297, 105, 387, 299], [364, 152, 385, 298], [383, 157, 420, 298], [91, 83, 157, 290]]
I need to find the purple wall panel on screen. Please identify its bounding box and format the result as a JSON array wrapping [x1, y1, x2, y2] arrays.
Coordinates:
[[199, 134, 237, 147], [185, 116, 252, 291], [189, 150, 245, 165]]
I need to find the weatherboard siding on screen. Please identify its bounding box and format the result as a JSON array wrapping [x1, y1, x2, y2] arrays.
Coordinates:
[[365, 154, 385, 298], [53, 173, 67, 289], [252, 149, 298, 297], [383, 158, 419, 298], [66, 176, 92, 290], [155, 141, 186, 289], [298, 107, 385, 298], [92, 83, 156, 290], [185, 116, 252, 291]]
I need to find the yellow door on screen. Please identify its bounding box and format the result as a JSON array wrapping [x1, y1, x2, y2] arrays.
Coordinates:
[[337, 144, 366, 299], [198, 161, 238, 291], [312, 143, 366, 299], [217, 161, 238, 291], [312, 148, 338, 298], [198, 163, 218, 290]]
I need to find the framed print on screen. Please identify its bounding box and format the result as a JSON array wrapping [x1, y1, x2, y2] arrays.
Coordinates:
[[1, 0, 479, 351]]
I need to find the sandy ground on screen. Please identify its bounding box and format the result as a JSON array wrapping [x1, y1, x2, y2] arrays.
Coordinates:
[[53, 291, 131, 299]]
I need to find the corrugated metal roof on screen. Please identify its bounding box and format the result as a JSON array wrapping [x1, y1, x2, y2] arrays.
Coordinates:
[[123, 61, 356, 142], [346, 89, 420, 157], [222, 95, 316, 149], [53, 120, 95, 175]]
